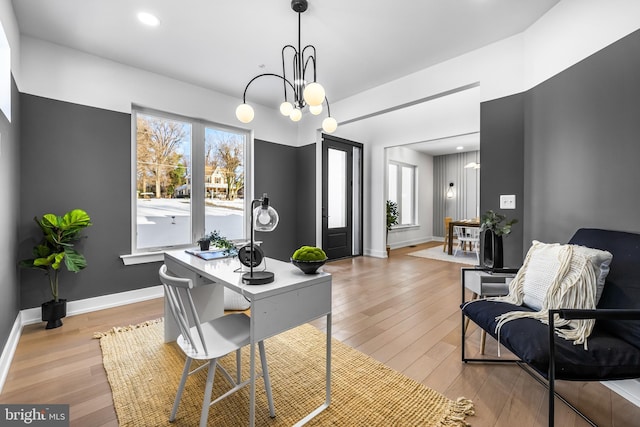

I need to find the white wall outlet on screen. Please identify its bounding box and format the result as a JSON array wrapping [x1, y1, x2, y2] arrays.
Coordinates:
[[500, 194, 516, 209]]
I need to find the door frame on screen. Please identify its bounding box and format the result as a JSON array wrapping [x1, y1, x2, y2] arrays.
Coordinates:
[[321, 134, 363, 259]]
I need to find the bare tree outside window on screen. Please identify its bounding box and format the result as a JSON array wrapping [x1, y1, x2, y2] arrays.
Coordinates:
[[205, 129, 244, 200], [136, 115, 189, 198]]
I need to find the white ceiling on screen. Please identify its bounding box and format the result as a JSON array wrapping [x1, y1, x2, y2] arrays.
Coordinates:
[[12, 0, 560, 154]]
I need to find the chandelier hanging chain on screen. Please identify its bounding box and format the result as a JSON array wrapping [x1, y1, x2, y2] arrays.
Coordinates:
[[235, 0, 337, 133]]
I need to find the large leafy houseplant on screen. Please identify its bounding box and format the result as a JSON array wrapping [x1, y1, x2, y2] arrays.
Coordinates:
[[20, 209, 92, 328]]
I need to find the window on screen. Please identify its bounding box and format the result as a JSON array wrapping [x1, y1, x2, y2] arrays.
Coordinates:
[[388, 161, 417, 226], [132, 107, 250, 253]]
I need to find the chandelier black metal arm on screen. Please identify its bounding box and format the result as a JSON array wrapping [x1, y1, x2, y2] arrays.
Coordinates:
[[241, 73, 296, 104], [240, 71, 333, 115], [235, 0, 337, 133]]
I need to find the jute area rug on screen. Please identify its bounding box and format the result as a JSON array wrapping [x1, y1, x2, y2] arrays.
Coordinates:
[[408, 245, 478, 266], [97, 319, 474, 426]]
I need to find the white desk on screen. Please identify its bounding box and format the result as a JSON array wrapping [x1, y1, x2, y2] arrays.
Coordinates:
[[163, 249, 332, 426]]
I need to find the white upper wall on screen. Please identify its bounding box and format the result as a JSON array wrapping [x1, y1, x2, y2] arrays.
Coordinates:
[[524, 0, 640, 89], [301, 0, 640, 144], [17, 36, 298, 146]]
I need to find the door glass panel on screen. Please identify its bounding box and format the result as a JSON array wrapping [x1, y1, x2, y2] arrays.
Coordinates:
[[328, 148, 346, 228], [136, 113, 192, 249], [204, 128, 245, 240]]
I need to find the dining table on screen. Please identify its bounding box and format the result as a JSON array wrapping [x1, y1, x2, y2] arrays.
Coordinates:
[[448, 219, 481, 255]]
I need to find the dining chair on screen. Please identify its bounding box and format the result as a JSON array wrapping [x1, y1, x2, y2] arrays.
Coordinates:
[[159, 265, 275, 427], [442, 217, 453, 252], [453, 225, 480, 263]]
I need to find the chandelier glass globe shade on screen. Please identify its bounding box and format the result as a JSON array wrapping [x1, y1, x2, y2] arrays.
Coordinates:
[[279, 101, 294, 116], [235, 104, 254, 123], [309, 104, 323, 115], [322, 116, 337, 133], [303, 82, 325, 106], [289, 108, 303, 122]]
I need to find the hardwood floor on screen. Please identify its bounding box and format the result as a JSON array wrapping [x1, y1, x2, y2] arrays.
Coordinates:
[[2, 242, 638, 426]]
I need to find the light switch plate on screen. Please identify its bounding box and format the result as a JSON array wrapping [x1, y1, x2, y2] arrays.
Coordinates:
[[500, 194, 516, 209]]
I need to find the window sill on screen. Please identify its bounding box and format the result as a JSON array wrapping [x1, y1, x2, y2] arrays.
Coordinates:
[[390, 224, 420, 232], [120, 252, 165, 265]]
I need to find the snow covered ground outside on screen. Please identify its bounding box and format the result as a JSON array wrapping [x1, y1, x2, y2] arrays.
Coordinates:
[[137, 198, 244, 249]]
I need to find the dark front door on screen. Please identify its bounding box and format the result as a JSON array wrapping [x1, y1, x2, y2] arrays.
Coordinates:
[[322, 135, 362, 260]]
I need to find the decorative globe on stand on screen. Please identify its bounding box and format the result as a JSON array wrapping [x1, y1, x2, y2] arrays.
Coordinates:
[[291, 246, 327, 274]]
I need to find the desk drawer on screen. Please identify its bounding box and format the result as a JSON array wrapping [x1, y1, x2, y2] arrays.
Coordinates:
[[164, 258, 214, 286], [252, 280, 331, 341]]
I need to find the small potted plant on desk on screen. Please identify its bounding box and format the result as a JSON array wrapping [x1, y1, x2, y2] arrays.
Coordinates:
[[479, 210, 517, 269], [20, 209, 92, 329], [197, 230, 235, 252]]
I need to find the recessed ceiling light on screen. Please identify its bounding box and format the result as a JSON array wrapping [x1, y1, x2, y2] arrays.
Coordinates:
[[456, 146, 464, 150], [137, 12, 160, 27]]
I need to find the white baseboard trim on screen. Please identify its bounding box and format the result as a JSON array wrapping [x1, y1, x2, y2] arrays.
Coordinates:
[[20, 286, 164, 325], [365, 249, 387, 258], [603, 379, 640, 407], [0, 285, 164, 394], [0, 313, 24, 394]]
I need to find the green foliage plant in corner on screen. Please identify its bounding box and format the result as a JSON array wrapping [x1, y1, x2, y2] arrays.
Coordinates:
[[20, 209, 92, 303], [386, 200, 399, 232]]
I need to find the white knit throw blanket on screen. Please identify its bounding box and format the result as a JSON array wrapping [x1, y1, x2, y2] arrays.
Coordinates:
[[490, 243, 598, 356]]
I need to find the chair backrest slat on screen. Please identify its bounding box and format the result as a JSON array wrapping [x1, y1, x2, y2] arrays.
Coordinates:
[[159, 265, 208, 354]]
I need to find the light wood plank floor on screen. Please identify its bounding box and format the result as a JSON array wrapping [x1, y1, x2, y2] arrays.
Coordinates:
[[2, 242, 638, 426]]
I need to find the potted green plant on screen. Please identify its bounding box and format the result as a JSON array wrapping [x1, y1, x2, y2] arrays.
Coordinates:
[[479, 210, 517, 269], [20, 209, 92, 329], [197, 234, 211, 251], [197, 230, 234, 252], [386, 200, 399, 256]]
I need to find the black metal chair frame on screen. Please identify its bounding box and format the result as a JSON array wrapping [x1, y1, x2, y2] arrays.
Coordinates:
[[460, 267, 640, 427]]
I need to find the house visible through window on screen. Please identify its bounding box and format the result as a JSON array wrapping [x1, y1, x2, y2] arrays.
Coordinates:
[[133, 107, 249, 252], [388, 161, 417, 226]]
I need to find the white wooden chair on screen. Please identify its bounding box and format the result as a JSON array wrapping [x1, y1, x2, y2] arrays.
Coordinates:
[[159, 265, 275, 426], [453, 225, 480, 263]]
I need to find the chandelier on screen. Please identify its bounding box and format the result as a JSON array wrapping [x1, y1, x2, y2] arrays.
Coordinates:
[[235, 0, 338, 134]]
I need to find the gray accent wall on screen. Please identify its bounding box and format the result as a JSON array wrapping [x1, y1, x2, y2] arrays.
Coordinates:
[[19, 94, 160, 309], [523, 28, 640, 245], [0, 77, 20, 351], [295, 144, 317, 248], [480, 28, 640, 267], [480, 93, 525, 268], [253, 139, 299, 261]]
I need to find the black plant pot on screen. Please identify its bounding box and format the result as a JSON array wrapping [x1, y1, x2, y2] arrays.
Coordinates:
[[42, 299, 67, 329], [199, 240, 210, 251], [480, 230, 504, 270]]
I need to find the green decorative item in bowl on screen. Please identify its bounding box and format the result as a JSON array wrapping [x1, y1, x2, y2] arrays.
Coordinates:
[[291, 246, 327, 274]]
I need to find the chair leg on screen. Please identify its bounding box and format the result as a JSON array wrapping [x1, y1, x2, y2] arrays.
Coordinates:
[[170, 357, 193, 422], [464, 293, 478, 332], [199, 359, 218, 427], [259, 340, 276, 418], [236, 348, 242, 384], [480, 330, 487, 355]]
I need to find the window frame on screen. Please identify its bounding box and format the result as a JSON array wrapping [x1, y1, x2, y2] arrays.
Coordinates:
[[127, 105, 252, 262], [387, 160, 418, 228]]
